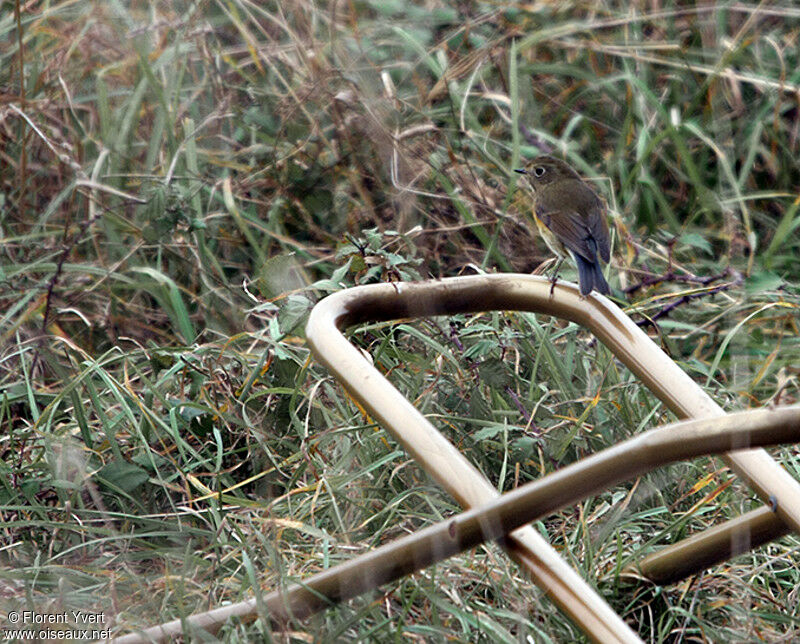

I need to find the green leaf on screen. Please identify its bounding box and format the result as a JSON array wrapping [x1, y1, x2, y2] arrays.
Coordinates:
[[258, 253, 310, 298], [679, 232, 712, 255], [96, 460, 149, 494], [472, 424, 505, 442], [744, 271, 783, 294], [478, 358, 510, 388], [278, 294, 313, 336]]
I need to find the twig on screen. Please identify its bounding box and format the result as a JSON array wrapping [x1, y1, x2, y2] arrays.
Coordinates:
[[635, 271, 744, 329]]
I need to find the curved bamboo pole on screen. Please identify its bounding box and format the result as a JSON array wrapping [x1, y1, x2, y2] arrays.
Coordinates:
[[631, 504, 790, 585]]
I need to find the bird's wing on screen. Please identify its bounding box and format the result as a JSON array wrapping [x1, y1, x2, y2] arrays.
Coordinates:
[[536, 182, 610, 263], [585, 194, 611, 263]]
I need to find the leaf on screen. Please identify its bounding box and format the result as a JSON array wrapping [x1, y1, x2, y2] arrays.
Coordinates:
[[478, 358, 510, 388], [472, 424, 505, 441], [278, 294, 313, 336], [96, 460, 149, 494], [258, 253, 310, 298], [511, 436, 538, 460], [679, 232, 712, 255], [744, 271, 783, 294], [364, 228, 383, 251]]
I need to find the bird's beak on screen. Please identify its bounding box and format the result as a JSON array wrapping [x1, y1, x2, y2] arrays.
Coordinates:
[[513, 168, 526, 174]]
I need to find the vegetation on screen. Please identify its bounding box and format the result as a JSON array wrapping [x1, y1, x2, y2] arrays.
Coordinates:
[[1, 1, 799, 641]]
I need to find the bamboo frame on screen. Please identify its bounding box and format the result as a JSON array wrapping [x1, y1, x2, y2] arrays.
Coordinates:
[[111, 408, 800, 643], [112, 274, 800, 642]]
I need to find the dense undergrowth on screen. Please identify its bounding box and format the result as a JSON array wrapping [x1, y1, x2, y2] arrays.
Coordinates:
[[1, 1, 799, 641]]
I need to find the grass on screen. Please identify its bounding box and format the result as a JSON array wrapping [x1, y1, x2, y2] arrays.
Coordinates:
[[1, 0, 800, 641]]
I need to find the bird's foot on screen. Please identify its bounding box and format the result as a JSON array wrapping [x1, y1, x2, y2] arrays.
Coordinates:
[[547, 257, 564, 297]]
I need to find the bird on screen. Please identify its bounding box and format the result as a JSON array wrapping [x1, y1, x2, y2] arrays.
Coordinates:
[[514, 156, 611, 296]]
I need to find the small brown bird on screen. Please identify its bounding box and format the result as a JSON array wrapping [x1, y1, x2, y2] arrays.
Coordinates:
[[515, 156, 611, 296]]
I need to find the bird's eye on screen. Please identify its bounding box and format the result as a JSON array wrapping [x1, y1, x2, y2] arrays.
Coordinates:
[[533, 166, 546, 177]]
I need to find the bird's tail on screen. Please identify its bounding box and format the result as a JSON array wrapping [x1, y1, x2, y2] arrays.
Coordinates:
[[574, 253, 610, 296]]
